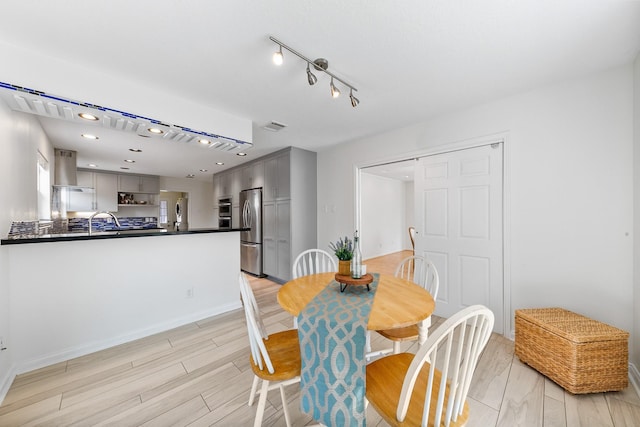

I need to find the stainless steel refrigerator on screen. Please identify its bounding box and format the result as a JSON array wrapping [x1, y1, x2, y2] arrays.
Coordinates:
[[240, 188, 263, 276]]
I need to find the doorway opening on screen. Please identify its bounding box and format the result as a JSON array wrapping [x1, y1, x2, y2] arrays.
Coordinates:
[[355, 134, 509, 334], [159, 191, 189, 231]]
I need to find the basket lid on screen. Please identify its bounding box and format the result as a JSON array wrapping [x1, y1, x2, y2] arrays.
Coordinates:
[[516, 308, 629, 343]]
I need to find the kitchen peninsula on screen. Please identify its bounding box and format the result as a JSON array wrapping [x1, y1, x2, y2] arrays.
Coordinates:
[[2, 228, 243, 376]]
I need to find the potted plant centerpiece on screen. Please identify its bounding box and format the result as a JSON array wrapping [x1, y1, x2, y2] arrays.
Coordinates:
[[329, 236, 353, 276]]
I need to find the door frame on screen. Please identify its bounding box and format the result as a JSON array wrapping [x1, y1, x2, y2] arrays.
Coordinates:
[[354, 132, 513, 337]]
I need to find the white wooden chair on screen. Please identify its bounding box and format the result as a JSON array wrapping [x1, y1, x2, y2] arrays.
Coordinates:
[[291, 249, 337, 328], [408, 226, 416, 255], [292, 249, 337, 279], [239, 272, 301, 427], [367, 256, 440, 358], [366, 305, 494, 427]]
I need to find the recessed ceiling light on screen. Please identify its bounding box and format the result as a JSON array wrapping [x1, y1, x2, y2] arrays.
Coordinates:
[[237, 152, 247, 157], [81, 134, 99, 140], [124, 159, 135, 163], [186, 174, 195, 178], [148, 127, 164, 135], [198, 139, 211, 145], [216, 162, 224, 166], [87, 163, 98, 168], [78, 113, 99, 121], [129, 148, 142, 153], [199, 169, 208, 172], [120, 167, 130, 170]]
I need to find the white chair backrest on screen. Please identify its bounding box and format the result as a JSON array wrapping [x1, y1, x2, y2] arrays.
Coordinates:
[[292, 249, 337, 279], [396, 305, 494, 426], [239, 272, 275, 374], [394, 256, 440, 301]]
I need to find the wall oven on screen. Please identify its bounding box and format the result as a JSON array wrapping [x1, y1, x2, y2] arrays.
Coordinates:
[[218, 197, 232, 229]]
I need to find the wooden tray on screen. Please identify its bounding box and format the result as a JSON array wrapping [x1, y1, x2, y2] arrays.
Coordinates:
[[335, 273, 373, 292]]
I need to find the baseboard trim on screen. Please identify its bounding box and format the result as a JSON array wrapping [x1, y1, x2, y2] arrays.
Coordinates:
[[630, 363, 640, 397], [0, 363, 17, 407], [11, 301, 241, 378]]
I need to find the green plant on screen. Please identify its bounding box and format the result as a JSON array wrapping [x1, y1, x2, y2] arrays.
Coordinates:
[[329, 236, 353, 261]]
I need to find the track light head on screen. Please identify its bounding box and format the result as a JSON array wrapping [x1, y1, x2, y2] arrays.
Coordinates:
[[273, 45, 283, 65], [306, 63, 317, 86], [350, 89, 360, 107], [330, 77, 340, 98]]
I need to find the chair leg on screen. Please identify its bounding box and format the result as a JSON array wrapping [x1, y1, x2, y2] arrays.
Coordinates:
[[392, 340, 402, 354], [253, 378, 270, 427], [366, 331, 372, 352], [279, 383, 292, 427], [248, 375, 259, 406], [293, 316, 298, 329]]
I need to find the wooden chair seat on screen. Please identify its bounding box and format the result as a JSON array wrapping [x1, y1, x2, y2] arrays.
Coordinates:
[[376, 324, 419, 342], [250, 329, 301, 381], [366, 353, 469, 427]]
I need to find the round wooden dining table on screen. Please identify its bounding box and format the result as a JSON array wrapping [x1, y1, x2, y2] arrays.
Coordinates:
[[277, 272, 435, 331]]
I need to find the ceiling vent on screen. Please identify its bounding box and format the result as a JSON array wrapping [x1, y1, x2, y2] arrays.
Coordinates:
[[262, 121, 287, 132]]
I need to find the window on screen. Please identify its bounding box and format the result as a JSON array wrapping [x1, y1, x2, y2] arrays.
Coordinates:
[[159, 200, 168, 225], [37, 151, 51, 220]]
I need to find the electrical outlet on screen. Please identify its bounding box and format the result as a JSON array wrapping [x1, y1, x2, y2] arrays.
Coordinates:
[[186, 287, 194, 298]]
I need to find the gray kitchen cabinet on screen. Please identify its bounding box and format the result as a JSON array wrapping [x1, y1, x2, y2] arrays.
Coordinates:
[[230, 169, 242, 207], [67, 171, 117, 212], [261, 147, 316, 282], [263, 200, 290, 279], [212, 147, 316, 282], [242, 160, 264, 190], [117, 174, 159, 193], [117, 174, 141, 193], [263, 151, 290, 202]]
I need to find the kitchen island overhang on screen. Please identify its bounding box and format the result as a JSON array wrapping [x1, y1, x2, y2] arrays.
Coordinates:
[[1, 227, 248, 245], [3, 228, 244, 378]]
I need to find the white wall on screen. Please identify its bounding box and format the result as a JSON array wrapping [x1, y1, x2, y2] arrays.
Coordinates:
[[0, 104, 55, 399], [7, 232, 240, 374], [159, 177, 216, 228], [318, 65, 634, 341], [633, 54, 640, 374], [360, 173, 407, 259]]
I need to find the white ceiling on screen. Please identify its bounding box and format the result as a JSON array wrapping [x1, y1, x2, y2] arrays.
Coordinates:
[[1, 0, 639, 181]]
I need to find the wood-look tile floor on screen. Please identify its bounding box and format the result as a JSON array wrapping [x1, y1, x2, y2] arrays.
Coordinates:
[[1, 251, 640, 426]]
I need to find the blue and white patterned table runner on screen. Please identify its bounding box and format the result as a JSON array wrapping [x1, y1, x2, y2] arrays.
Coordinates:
[[297, 274, 380, 427]]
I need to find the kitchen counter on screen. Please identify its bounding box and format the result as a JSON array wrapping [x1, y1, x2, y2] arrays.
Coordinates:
[[1, 227, 247, 245], [5, 229, 242, 376]]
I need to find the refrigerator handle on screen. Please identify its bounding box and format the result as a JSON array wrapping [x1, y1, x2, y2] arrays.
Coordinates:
[[243, 199, 252, 228]]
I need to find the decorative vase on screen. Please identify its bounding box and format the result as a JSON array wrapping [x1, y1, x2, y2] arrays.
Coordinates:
[[338, 260, 351, 275]]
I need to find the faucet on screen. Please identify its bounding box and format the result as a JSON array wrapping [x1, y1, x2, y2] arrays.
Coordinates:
[[88, 211, 121, 236]]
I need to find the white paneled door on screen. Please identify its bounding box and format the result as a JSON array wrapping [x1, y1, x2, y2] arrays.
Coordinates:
[[414, 143, 503, 333]]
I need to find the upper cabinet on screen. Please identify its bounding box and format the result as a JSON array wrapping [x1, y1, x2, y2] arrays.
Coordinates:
[[241, 160, 264, 190], [117, 174, 159, 193], [263, 151, 290, 202], [67, 171, 118, 212]]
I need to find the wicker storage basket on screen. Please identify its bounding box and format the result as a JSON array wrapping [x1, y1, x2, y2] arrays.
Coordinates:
[[515, 308, 628, 394]]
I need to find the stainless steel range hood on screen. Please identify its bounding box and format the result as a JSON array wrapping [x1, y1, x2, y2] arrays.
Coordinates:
[[54, 149, 94, 192]]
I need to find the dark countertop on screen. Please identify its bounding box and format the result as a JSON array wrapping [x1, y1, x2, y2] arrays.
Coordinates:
[[1, 228, 246, 245]]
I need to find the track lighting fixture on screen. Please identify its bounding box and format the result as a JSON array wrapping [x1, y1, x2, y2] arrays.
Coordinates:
[[306, 63, 317, 86], [350, 88, 360, 107], [269, 35, 359, 107]]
